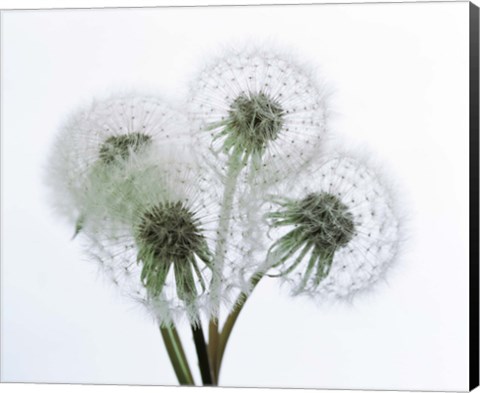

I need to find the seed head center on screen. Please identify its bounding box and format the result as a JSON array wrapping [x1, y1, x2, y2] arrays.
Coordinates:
[[293, 193, 355, 250], [270, 192, 356, 289], [226, 92, 284, 153], [99, 132, 152, 164], [136, 201, 203, 260]]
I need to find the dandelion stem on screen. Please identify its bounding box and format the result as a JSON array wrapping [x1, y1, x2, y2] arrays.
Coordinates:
[[208, 319, 219, 384], [159, 324, 195, 385], [191, 322, 213, 385], [216, 271, 265, 381], [209, 150, 243, 384]]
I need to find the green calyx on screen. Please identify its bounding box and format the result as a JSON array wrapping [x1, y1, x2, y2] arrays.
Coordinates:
[[267, 192, 355, 289], [214, 92, 284, 159], [135, 201, 212, 301], [99, 132, 152, 164]]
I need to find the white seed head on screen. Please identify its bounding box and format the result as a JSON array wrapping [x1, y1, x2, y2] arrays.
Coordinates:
[[45, 93, 188, 230], [265, 155, 401, 300], [81, 144, 221, 327], [187, 46, 330, 186]]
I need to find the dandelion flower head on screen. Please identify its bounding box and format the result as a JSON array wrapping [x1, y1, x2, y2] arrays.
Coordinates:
[[45, 93, 188, 230], [266, 156, 401, 299], [188, 47, 329, 185], [83, 143, 220, 326]]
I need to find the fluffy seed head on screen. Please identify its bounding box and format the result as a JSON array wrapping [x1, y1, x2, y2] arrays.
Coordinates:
[[265, 155, 401, 299], [188, 46, 329, 184], [80, 144, 220, 326], [45, 93, 187, 229]]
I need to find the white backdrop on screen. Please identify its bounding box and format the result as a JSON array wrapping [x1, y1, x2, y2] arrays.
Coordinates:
[[1, 2, 471, 391]]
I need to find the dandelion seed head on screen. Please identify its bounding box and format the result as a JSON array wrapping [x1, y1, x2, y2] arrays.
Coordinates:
[[266, 155, 401, 300], [80, 144, 222, 326], [188, 46, 329, 183], [45, 92, 187, 229]]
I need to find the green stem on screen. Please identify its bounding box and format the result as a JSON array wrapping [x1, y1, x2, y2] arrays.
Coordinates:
[[209, 151, 243, 384], [212, 152, 243, 291], [208, 319, 219, 385], [216, 272, 265, 381], [191, 323, 214, 385], [160, 324, 195, 385]]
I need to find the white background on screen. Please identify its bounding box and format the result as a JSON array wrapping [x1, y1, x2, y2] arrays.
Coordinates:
[[0, 1, 472, 392]]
